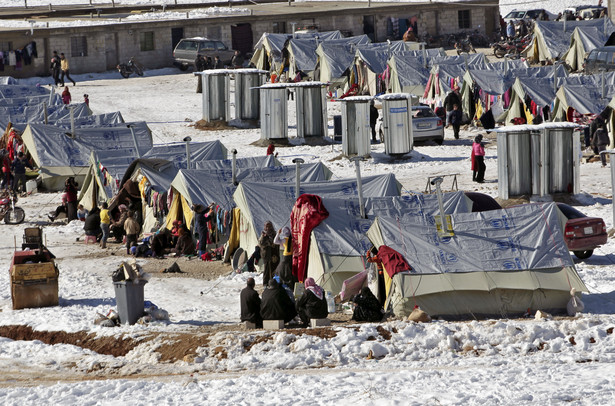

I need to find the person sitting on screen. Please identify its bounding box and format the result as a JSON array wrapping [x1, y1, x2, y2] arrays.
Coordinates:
[[151, 228, 172, 258], [296, 277, 328, 327], [48, 192, 68, 222], [83, 206, 101, 241], [171, 220, 182, 246], [173, 224, 195, 257], [240, 277, 263, 328], [260, 279, 297, 324], [111, 204, 129, 242], [352, 287, 383, 322], [77, 204, 89, 221]]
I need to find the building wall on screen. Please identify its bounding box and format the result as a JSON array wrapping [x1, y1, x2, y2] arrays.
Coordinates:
[[0, 2, 498, 79]]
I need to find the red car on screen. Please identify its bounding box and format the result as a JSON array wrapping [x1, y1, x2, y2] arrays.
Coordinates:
[[557, 203, 608, 259]]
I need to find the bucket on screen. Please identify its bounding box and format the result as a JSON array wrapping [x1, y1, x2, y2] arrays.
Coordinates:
[[26, 180, 37, 194]]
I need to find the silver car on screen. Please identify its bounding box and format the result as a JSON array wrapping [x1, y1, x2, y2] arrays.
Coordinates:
[[377, 105, 444, 145]]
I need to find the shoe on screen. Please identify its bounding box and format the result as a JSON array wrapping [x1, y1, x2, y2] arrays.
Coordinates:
[[72, 82, 76, 86], [48, 215, 54, 222]]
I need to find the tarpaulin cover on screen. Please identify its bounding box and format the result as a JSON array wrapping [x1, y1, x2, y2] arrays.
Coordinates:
[[377, 245, 412, 277], [0, 84, 49, 98], [0, 102, 91, 131], [563, 26, 611, 70], [142, 140, 227, 168], [288, 39, 320, 73], [0, 93, 62, 107], [316, 43, 357, 79], [291, 194, 329, 282], [369, 202, 573, 274], [389, 55, 431, 88], [0, 77, 17, 85], [193, 155, 278, 170], [557, 83, 615, 115], [53, 112, 124, 129], [486, 59, 529, 70]]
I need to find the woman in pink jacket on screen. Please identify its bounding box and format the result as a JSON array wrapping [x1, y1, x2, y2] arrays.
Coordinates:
[[472, 134, 486, 183]]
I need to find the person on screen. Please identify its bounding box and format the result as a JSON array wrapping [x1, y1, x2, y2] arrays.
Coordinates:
[[259, 220, 279, 287], [124, 211, 141, 254], [370, 101, 379, 143], [295, 277, 328, 326], [50, 50, 62, 87], [83, 94, 89, 107], [212, 55, 222, 69], [61, 86, 71, 105], [205, 56, 213, 70], [443, 86, 461, 126], [591, 127, 610, 167], [402, 26, 416, 42], [64, 177, 78, 221], [111, 204, 129, 242], [83, 206, 101, 241], [266, 141, 275, 156], [48, 192, 68, 222], [260, 279, 297, 323], [274, 226, 294, 289], [473, 134, 486, 183], [195, 54, 206, 94], [151, 228, 172, 258], [173, 224, 195, 256], [230, 50, 244, 68], [60, 53, 76, 86], [1, 150, 12, 190], [449, 104, 462, 140], [77, 204, 88, 221], [171, 220, 182, 246], [99, 202, 110, 249], [506, 20, 515, 39], [352, 287, 383, 322], [240, 277, 263, 328], [11, 152, 32, 194], [194, 203, 214, 257]]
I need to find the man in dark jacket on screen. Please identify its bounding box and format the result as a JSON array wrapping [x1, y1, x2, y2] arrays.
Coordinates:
[[50, 50, 62, 87], [240, 277, 263, 327], [443, 86, 462, 126], [230, 50, 244, 68], [11, 152, 32, 193], [295, 277, 328, 326], [352, 287, 383, 322], [195, 55, 206, 94], [84, 207, 101, 240], [370, 101, 379, 143], [450, 104, 463, 140], [260, 279, 297, 323]]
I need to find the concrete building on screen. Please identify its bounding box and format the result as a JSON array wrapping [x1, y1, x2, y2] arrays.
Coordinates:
[[0, 0, 499, 78]]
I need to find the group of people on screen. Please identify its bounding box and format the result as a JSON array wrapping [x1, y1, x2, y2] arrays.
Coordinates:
[[195, 51, 245, 93], [50, 50, 76, 87], [82, 201, 141, 252]]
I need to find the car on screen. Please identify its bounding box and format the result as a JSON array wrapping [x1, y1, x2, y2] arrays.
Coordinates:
[[377, 105, 444, 145], [503, 9, 556, 24], [565, 5, 607, 19], [556, 202, 607, 259], [172, 37, 236, 71], [583, 46, 615, 74]]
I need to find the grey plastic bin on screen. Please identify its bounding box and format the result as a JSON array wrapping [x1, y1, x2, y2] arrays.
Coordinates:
[[113, 280, 147, 325]]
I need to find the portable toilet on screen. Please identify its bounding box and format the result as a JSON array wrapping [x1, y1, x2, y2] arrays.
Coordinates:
[[201, 70, 230, 122], [260, 83, 288, 140], [294, 82, 328, 138], [234, 69, 268, 121], [378, 93, 414, 156], [340, 96, 372, 157], [496, 127, 534, 200], [539, 123, 580, 196]]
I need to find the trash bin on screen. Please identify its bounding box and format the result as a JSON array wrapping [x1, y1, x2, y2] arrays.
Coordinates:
[[333, 115, 342, 140], [113, 280, 147, 325]]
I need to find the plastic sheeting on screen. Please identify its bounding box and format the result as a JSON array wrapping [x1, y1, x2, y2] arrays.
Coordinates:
[[0, 102, 91, 131], [554, 83, 615, 117], [0, 84, 49, 98], [0, 77, 17, 85], [563, 26, 611, 71], [0, 94, 62, 107], [142, 140, 227, 168], [316, 43, 357, 81], [193, 155, 278, 170]]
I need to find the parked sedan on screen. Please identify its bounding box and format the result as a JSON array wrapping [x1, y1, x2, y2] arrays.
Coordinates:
[[377, 105, 444, 145], [556, 203, 607, 259]]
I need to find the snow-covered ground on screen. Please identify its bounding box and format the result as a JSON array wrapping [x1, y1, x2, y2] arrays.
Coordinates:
[[0, 60, 613, 404]]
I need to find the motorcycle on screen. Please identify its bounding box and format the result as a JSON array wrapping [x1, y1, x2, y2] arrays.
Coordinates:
[[491, 35, 531, 59], [455, 35, 476, 55], [0, 191, 25, 224], [117, 57, 144, 78]]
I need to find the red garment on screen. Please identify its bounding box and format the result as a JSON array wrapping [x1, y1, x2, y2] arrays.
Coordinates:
[[377, 245, 412, 278], [266, 144, 275, 156], [290, 194, 329, 282]]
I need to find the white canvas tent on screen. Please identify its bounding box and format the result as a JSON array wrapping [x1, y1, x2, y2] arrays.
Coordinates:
[[562, 26, 611, 71], [366, 203, 588, 318]]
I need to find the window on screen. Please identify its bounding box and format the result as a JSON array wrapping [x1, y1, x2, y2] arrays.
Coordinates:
[[70, 36, 87, 57], [140, 31, 154, 52], [0, 41, 12, 51], [458, 10, 471, 29], [199, 41, 216, 51], [215, 41, 228, 51], [272, 22, 286, 33]]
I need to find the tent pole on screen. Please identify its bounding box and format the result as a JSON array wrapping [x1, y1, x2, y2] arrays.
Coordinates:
[[43, 102, 48, 124], [127, 124, 140, 158], [292, 158, 304, 200], [350, 156, 366, 219], [183, 136, 192, 169], [432, 177, 449, 233], [70, 106, 75, 138], [231, 148, 238, 185]]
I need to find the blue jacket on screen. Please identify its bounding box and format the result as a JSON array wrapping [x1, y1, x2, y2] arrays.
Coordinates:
[[11, 157, 32, 175]]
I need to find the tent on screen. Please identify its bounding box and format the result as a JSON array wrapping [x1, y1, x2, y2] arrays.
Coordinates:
[[562, 26, 611, 71], [422, 57, 486, 104], [366, 202, 588, 318], [315, 42, 357, 89], [0, 102, 91, 132], [233, 173, 402, 266], [387, 53, 432, 95], [142, 140, 227, 168], [21, 121, 152, 190], [523, 18, 615, 63], [0, 93, 62, 107], [306, 191, 472, 295], [0, 77, 17, 85]]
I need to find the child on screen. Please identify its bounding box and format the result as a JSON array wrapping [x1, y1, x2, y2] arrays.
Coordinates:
[[450, 104, 462, 140], [100, 202, 110, 249], [77, 204, 88, 221], [83, 94, 89, 107], [124, 211, 141, 255]]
